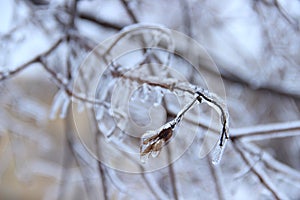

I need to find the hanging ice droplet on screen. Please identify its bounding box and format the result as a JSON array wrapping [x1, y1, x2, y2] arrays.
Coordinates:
[[211, 143, 226, 165], [140, 154, 149, 164], [151, 150, 160, 158], [140, 83, 150, 103], [95, 106, 105, 121], [76, 101, 85, 113], [151, 139, 164, 158], [153, 87, 164, 107], [98, 110, 116, 138], [130, 89, 139, 102], [50, 90, 68, 119], [59, 97, 70, 118]]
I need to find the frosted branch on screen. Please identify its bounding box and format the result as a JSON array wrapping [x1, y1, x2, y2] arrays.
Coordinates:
[[0, 37, 64, 81], [231, 120, 300, 141], [133, 74, 230, 164], [237, 142, 300, 184], [232, 141, 288, 200]]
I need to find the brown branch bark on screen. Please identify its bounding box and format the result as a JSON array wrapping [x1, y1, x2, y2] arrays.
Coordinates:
[[78, 12, 126, 30], [0, 37, 64, 81], [120, 0, 138, 23]]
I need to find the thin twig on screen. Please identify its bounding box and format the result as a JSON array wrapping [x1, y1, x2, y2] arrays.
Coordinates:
[[273, 0, 299, 30], [207, 156, 226, 200], [166, 145, 179, 200], [97, 128, 167, 199], [0, 37, 64, 81], [258, 0, 299, 30], [57, 133, 71, 200], [97, 158, 109, 200], [232, 141, 286, 200], [179, 0, 192, 36], [237, 142, 300, 183], [93, 123, 109, 200], [40, 61, 108, 106], [63, 107, 94, 200], [78, 12, 125, 30], [231, 120, 300, 141], [82, 67, 109, 200], [120, 0, 138, 23]]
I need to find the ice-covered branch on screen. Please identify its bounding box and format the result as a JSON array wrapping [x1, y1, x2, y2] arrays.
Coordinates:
[[231, 120, 300, 141], [256, 0, 299, 30], [120, 0, 139, 23], [232, 141, 287, 200], [0, 37, 64, 82], [127, 72, 230, 164], [236, 142, 300, 185], [78, 12, 126, 31]]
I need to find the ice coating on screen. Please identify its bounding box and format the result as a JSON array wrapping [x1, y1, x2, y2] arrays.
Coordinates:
[[140, 124, 173, 163], [211, 140, 227, 165]]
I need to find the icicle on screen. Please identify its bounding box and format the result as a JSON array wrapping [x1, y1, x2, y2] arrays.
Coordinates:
[[49, 90, 68, 119], [195, 89, 230, 163], [151, 139, 164, 158], [211, 140, 227, 165], [96, 74, 115, 102], [95, 106, 105, 121], [140, 83, 150, 102], [151, 150, 160, 158], [84, 101, 93, 108], [140, 154, 150, 164], [76, 101, 85, 113], [59, 97, 70, 118], [153, 87, 164, 107], [140, 130, 157, 163], [97, 110, 116, 138], [130, 89, 139, 102]]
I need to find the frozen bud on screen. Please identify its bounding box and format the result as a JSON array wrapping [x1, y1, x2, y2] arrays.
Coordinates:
[[140, 123, 174, 163], [151, 140, 163, 157]]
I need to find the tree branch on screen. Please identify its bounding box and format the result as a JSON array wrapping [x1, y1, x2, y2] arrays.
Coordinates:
[[231, 120, 300, 141], [207, 156, 226, 200], [232, 141, 287, 200], [166, 146, 179, 200], [120, 0, 138, 23], [0, 37, 64, 81], [78, 12, 126, 31]]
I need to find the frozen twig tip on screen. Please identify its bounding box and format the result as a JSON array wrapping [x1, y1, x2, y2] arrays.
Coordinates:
[[140, 123, 174, 163], [139, 86, 229, 164]]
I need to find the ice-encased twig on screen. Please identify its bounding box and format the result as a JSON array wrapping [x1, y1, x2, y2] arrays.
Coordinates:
[[211, 140, 226, 165], [233, 141, 288, 200], [194, 88, 229, 165], [231, 120, 300, 141], [140, 95, 199, 163], [138, 81, 230, 164], [239, 142, 300, 184]]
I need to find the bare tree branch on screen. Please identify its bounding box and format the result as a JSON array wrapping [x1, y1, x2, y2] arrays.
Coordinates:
[[0, 37, 64, 81], [231, 120, 300, 141], [207, 156, 226, 200], [166, 146, 179, 200], [120, 0, 138, 23], [78, 12, 126, 31], [232, 140, 287, 200]]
